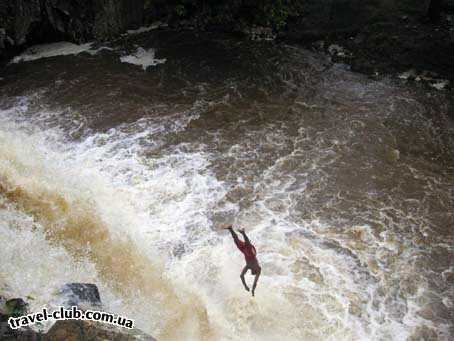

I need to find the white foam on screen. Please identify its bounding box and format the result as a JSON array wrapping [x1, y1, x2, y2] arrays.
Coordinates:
[[0, 203, 124, 332], [10, 42, 106, 63], [398, 69, 417, 80], [0, 99, 224, 338], [430, 79, 449, 90], [126, 22, 162, 35], [120, 47, 166, 70], [0, 94, 450, 340]]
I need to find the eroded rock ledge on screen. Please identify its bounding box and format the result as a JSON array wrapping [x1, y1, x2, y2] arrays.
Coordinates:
[[0, 0, 144, 60], [0, 283, 155, 341]]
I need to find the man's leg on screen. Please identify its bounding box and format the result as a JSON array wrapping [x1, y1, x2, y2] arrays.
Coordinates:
[[240, 266, 250, 292], [251, 267, 261, 296]]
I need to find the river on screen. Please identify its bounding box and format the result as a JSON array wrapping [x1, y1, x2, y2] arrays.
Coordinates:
[[0, 31, 453, 340]]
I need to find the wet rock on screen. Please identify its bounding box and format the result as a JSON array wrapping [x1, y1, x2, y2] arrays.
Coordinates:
[[1, 319, 155, 341], [0, 324, 39, 341], [0, 307, 7, 323], [0, 0, 145, 62], [448, 90, 454, 120], [327, 44, 350, 58], [244, 26, 276, 41], [349, 57, 378, 75], [10, 0, 42, 46], [290, 0, 371, 33], [0, 294, 156, 340], [288, 2, 454, 83], [0, 28, 6, 50], [0, 297, 37, 341], [44, 320, 156, 341], [93, 0, 145, 40], [3, 298, 28, 317], [42, 0, 145, 42], [427, 0, 443, 23], [58, 283, 101, 309]]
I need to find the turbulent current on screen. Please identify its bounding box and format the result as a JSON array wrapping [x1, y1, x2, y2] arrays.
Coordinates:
[[0, 32, 453, 340]]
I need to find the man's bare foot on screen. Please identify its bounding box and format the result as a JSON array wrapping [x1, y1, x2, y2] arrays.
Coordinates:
[[243, 285, 250, 292]]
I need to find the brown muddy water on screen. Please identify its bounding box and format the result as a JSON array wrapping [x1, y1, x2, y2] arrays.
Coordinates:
[[0, 31, 453, 340]]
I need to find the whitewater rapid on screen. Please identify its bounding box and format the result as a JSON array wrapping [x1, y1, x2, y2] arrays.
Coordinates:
[[0, 36, 453, 340]]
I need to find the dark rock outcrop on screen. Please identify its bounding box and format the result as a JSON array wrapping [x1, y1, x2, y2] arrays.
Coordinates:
[[58, 283, 102, 309], [1, 319, 156, 341], [448, 90, 454, 119], [285, 0, 435, 42], [93, 0, 144, 40], [1, 0, 448, 63], [0, 324, 38, 341], [0, 298, 28, 321], [44, 320, 156, 341], [0, 296, 35, 341], [2, 0, 452, 87], [0, 0, 144, 62], [428, 0, 443, 22], [0, 286, 156, 341]]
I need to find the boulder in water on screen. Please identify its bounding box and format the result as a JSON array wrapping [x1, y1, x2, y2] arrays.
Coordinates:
[[0, 297, 37, 340], [2, 298, 28, 318], [58, 283, 101, 309], [44, 320, 156, 341]]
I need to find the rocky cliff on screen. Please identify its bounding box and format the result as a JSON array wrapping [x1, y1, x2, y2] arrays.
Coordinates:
[[1, 284, 155, 341], [1, 1, 453, 91], [0, 0, 144, 61], [1, 0, 443, 62]]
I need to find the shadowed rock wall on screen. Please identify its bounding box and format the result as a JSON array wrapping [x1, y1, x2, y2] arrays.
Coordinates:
[[1, 1, 452, 64], [0, 0, 144, 60]]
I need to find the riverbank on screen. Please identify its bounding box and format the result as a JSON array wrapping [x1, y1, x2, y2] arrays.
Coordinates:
[[286, 11, 454, 119], [288, 13, 454, 84], [2, 2, 453, 88]]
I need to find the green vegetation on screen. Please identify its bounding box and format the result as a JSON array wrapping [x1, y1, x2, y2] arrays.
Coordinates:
[[174, 4, 186, 17], [147, 0, 303, 30], [256, 0, 291, 29]]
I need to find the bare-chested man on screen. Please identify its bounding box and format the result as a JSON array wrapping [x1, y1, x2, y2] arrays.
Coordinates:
[[225, 225, 261, 296]]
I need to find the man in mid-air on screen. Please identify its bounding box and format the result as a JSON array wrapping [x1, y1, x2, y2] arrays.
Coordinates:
[[225, 225, 261, 296]]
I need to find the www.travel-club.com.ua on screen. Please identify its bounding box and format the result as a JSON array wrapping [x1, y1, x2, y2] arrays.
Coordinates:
[[8, 306, 134, 329]]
